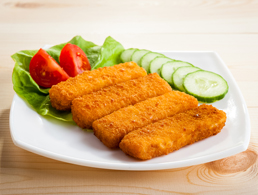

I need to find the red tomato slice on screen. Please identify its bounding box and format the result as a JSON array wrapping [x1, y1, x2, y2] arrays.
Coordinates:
[[59, 43, 91, 77], [29, 48, 69, 88]]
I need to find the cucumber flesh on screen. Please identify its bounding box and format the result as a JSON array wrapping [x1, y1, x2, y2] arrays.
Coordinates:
[[149, 56, 174, 75], [183, 70, 228, 103], [120, 48, 138, 62], [160, 61, 193, 85], [140, 52, 164, 73], [172, 66, 201, 92], [131, 50, 151, 66]]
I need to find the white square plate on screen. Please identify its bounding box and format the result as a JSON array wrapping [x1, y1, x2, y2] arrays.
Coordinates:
[[9, 51, 250, 170]]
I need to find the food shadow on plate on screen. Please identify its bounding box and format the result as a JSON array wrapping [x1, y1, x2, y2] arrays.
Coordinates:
[[41, 110, 230, 163], [41, 115, 139, 162], [81, 134, 142, 162]]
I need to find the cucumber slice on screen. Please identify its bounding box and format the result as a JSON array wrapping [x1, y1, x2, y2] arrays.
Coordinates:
[[140, 52, 164, 72], [172, 66, 201, 92], [160, 61, 193, 85], [131, 49, 151, 66], [149, 56, 174, 75], [183, 70, 228, 103], [120, 48, 138, 62]]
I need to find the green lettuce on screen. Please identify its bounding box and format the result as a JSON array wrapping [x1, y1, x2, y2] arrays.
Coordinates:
[[12, 36, 124, 122], [91, 36, 125, 69]]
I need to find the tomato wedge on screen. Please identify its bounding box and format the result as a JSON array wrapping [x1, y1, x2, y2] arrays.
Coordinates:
[[59, 43, 91, 77], [29, 48, 69, 88]]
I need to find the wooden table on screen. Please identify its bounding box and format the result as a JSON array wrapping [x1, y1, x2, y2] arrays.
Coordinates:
[[1, 0, 258, 194]]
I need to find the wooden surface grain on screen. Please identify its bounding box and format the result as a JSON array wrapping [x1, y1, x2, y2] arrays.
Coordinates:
[[1, 0, 258, 194]]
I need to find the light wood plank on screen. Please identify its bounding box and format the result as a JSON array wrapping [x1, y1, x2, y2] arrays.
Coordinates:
[[0, 0, 258, 34]]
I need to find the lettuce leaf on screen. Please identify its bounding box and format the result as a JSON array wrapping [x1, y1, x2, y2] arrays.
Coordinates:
[[12, 36, 124, 122], [91, 36, 125, 69]]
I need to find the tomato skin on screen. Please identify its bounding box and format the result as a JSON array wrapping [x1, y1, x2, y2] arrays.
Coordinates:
[[59, 43, 91, 77], [29, 48, 69, 88]]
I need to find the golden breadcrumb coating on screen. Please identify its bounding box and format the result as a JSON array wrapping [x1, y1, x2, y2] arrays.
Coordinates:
[[49, 62, 147, 110], [93, 91, 198, 148], [72, 73, 172, 129], [119, 104, 227, 160]]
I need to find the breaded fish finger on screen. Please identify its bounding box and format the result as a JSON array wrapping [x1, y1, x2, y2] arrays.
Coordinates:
[[49, 62, 147, 110], [93, 91, 198, 148], [119, 104, 227, 160], [72, 73, 172, 129]]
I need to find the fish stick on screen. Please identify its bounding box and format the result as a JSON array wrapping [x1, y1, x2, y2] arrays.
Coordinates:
[[93, 91, 198, 148], [72, 73, 172, 129], [49, 62, 147, 110], [119, 104, 227, 160]]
